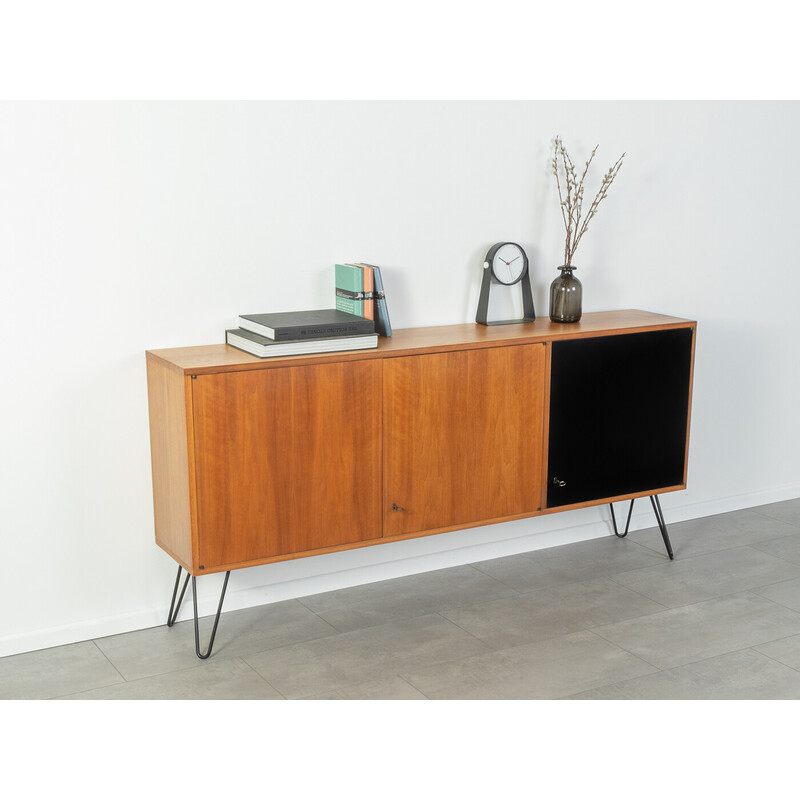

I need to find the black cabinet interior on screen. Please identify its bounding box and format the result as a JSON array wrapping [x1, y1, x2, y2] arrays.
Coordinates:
[[547, 328, 694, 508]]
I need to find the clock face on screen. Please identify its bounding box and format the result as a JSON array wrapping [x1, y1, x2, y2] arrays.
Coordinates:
[[490, 242, 527, 285]]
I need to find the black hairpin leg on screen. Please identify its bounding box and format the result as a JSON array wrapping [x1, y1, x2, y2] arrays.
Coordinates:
[[166, 565, 231, 659], [609, 495, 674, 560], [609, 498, 636, 538], [192, 571, 230, 659], [650, 494, 674, 561], [167, 565, 190, 627]]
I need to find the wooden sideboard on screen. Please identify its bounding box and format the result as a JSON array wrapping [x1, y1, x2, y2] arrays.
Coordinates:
[[146, 310, 696, 657]]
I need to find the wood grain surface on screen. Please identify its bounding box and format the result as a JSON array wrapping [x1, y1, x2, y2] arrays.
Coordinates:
[[191, 360, 382, 569], [383, 343, 546, 537], [146, 358, 195, 571]]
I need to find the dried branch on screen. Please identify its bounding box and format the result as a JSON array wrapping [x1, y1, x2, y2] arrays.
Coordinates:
[[551, 137, 624, 268]]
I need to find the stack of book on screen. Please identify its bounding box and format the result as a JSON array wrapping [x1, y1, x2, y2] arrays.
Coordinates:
[[335, 262, 392, 337], [226, 309, 377, 358]]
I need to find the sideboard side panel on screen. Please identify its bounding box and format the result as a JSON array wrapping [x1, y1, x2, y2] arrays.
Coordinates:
[[146, 357, 195, 571]]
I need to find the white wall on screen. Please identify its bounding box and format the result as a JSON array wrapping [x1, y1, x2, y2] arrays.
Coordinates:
[[1, 101, 799, 657]]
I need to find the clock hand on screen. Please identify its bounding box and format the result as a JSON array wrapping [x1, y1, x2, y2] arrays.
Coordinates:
[[508, 256, 520, 264]]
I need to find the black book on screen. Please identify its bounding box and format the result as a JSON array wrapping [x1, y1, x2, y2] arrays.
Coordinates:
[[226, 328, 378, 358], [238, 308, 375, 341]]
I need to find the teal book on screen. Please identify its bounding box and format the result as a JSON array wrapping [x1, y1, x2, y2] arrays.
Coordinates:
[[335, 263, 364, 317]]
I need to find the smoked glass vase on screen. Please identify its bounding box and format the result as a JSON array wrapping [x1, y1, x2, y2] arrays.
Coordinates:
[[549, 266, 583, 323]]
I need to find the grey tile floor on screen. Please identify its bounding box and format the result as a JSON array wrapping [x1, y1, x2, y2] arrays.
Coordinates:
[[4, 498, 800, 700]]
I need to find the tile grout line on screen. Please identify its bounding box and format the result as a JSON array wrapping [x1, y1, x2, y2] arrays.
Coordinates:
[[585, 625, 666, 672], [396, 673, 434, 700], [292, 673, 434, 700], [586, 589, 800, 675], [602, 574, 674, 611], [745, 645, 800, 676], [52, 655, 290, 700], [749, 508, 800, 529], [296, 578, 525, 638], [235, 656, 289, 699], [429, 610, 497, 651], [395, 674, 432, 699], [559, 645, 800, 700], [90, 638, 128, 684], [469, 561, 534, 592], [295, 598, 352, 635], [601, 545, 800, 610], [751, 579, 800, 606], [748, 540, 800, 569]]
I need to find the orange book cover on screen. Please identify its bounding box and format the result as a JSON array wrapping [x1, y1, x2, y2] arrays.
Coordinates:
[[360, 264, 374, 320]]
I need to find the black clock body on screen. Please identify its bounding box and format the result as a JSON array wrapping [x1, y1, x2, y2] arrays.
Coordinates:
[[476, 241, 536, 326]]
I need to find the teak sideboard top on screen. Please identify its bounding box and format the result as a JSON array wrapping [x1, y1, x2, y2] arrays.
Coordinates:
[[146, 310, 695, 374]]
